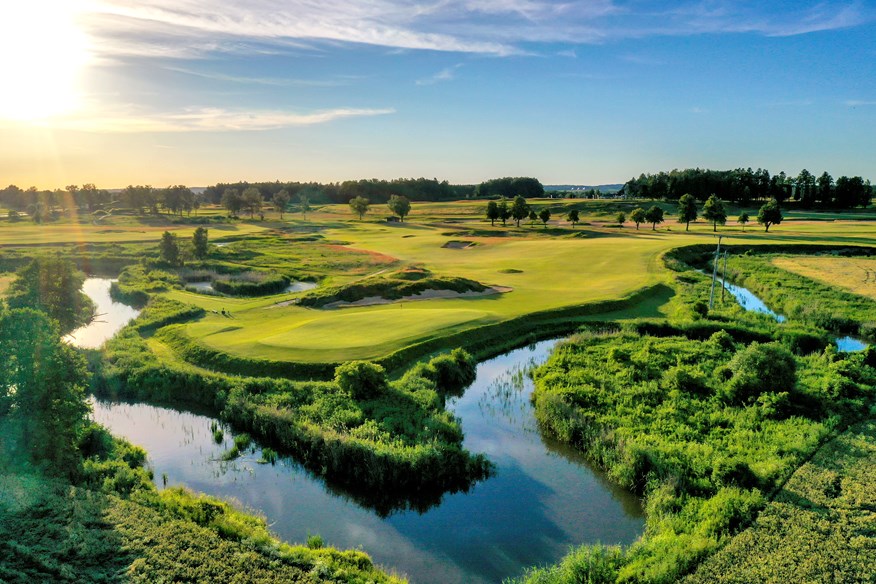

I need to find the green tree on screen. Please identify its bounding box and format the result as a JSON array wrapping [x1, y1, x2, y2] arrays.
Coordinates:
[[510, 196, 530, 227], [538, 207, 551, 228], [272, 190, 291, 219], [334, 361, 388, 399], [349, 195, 370, 220], [616, 212, 626, 227], [497, 198, 511, 226], [817, 171, 834, 206], [528, 209, 538, 226], [221, 188, 243, 217], [0, 308, 90, 475], [486, 201, 499, 226], [723, 342, 796, 404], [160, 231, 180, 265], [702, 194, 727, 232], [630, 207, 646, 230], [757, 198, 783, 232], [645, 206, 664, 230], [387, 194, 412, 222], [737, 212, 750, 232], [795, 169, 816, 207], [567, 209, 580, 228], [6, 257, 92, 335], [299, 193, 311, 220], [677, 193, 698, 231], [192, 227, 209, 260], [242, 187, 262, 219]]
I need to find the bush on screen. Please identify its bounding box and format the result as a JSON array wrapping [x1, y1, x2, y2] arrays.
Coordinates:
[[334, 361, 388, 399], [723, 342, 796, 404]]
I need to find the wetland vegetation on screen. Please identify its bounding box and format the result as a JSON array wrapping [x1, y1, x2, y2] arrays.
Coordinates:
[[1, 186, 874, 582]]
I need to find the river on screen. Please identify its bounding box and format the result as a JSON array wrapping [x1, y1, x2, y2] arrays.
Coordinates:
[[74, 278, 644, 584]]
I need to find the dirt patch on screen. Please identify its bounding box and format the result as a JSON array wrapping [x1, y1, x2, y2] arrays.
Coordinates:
[[323, 286, 512, 309]]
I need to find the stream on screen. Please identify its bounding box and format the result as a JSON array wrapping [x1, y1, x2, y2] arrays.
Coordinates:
[[74, 278, 644, 584]]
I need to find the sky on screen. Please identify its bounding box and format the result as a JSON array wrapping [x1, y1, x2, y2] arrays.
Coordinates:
[[1, 0, 874, 188]]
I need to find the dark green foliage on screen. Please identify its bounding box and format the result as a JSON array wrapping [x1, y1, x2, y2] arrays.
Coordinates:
[[405, 348, 476, 396], [211, 271, 289, 296], [387, 194, 411, 221], [7, 256, 93, 334], [645, 206, 664, 230], [0, 309, 90, 475], [511, 196, 530, 227], [475, 176, 544, 199], [677, 194, 697, 230], [527, 328, 875, 583], [538, 207, 551, 227], [334, 361, 388, 399], [630, 207, 646, 230], [159, 231, 180, 265], [486, 200, 499, 225], [702, 195, 727, 231], [756, 198, 783, 231], [722, 342, 796, 404], [349, 195, 370, 220], [192, 226, 208, 260], [110, 264, 181, 307]]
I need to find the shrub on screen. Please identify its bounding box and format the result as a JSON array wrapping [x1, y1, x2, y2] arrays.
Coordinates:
[[334, 361, 388, 399], [723, 342, 796, 404]]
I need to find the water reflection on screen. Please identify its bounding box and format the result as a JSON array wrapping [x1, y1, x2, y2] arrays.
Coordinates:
[[64, 278, 140, 349], [93, 340, 644, 584]]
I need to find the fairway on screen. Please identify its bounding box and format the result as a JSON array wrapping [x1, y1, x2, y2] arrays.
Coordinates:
[[772, 256, 876, 300]]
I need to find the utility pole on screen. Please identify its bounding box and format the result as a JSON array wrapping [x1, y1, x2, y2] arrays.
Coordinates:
[[721, 250, 729, 303], [708, 235, 723, 311]]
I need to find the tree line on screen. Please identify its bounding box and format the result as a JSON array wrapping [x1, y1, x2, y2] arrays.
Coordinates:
[[622, 168, 872, 208]]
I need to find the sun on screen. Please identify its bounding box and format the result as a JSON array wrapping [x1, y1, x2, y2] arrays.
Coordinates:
[[0, 1, 89, 121]]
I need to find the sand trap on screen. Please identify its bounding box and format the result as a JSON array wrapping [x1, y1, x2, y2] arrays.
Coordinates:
[[323, 286, 512, 309], [442, 240, 476, 249]]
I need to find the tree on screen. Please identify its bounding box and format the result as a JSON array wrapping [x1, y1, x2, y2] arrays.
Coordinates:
[[702, 194, 727, 232], [387, 194, 412, 222], [272, 190, 291, 219], [6, 257, 92, 335], [677, 193, 698, 231], [242, 187, 262, 219], [349, 195, 370, 220], [616, 212, 626, 227], [645, 206, 664, 230], [486, 201, 499, 226], [161, 185, 194, 216], [160, 231, 180, 265], [192, 227, 209, 260], [222, 188, 243, 217], [817, 172, 834, 206], [630, 207, 646, 230], [0, 309, 90, 475], [528, 209, 538, 226], [497, 198, 510, 226], [737, 212, 750, 232], [757, 198, 783, 232], [299, 193, 311, 220], [538, 207, 551, 228], [795, 169, 816, 207], [567, 209, 580, 228], [510, 196, 530, 227]]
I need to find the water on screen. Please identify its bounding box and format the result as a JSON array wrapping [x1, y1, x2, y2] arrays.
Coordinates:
[[708, 271, 869, 352], [64, 278, 141, 349], [185, 280, 317, 295], [92, 339, 644, 584]]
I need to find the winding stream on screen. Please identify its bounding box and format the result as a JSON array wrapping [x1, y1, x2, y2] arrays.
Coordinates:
[[63, 278, 141, 349], [75, 278, 644, 583]]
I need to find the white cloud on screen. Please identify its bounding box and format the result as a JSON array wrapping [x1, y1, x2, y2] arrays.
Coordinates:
[[416, 64, 462, 85], [33, 106, 395, 133], [845, 100, 876, 107]]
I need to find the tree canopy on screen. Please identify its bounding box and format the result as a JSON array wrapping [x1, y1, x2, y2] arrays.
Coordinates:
[[757, 198, 783, 232], [677, 194, 698, 231], [702, 195, 727, 232], [645, 206, 664, 230], [6, 257, 92, 335], [349, 196, 370, 220], [387, 195, 412, 222]]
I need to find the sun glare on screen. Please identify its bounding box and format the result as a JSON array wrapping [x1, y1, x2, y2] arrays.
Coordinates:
[[0, 1, 89, 121]]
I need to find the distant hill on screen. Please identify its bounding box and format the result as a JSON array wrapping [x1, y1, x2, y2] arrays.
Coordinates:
[[545, 184, 624, 193]]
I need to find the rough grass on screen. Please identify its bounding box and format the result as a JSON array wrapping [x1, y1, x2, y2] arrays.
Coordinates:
[[773, 256, 876, 300], [683, 419, 876, 584]]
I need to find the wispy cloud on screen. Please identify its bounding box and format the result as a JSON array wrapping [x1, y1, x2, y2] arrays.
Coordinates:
[[416, 64, 462, 85], [76, 1, 869, 62], [37, 106, 395, 133], [163, 66, 349, 88], [845, 99, 876, 107]]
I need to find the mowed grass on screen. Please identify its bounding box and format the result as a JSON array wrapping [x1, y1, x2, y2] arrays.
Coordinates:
[[772, 256, 876, 300], [172, 214, 876, 363], [0, 219, 267, 245]]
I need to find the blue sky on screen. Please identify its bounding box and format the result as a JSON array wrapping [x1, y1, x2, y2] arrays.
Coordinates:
[[1, 0, 874, 187]]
